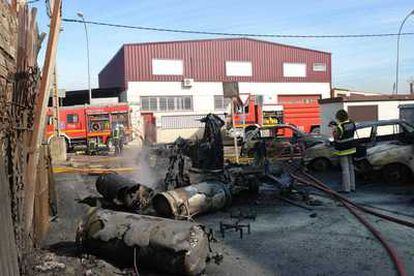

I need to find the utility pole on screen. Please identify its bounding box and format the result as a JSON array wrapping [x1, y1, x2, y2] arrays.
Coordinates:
[[394, 10, 414, 94], [77, 12, 92, 104], [231, 99, 239, 163]]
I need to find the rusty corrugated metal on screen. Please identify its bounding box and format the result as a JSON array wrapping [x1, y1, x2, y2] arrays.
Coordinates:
[[99, 38, 331, 89]]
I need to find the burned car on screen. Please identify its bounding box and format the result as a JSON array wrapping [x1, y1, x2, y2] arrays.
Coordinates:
[[354, 120, 414, 182], [241, 124, 328, 159], [304, 119, 414, 172], [358, 142, 414, 182]]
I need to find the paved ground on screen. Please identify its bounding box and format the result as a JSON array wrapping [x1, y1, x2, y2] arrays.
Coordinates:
[[38, 145, 414, 276]]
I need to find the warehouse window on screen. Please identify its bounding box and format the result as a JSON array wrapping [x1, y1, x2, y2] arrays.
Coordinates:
[[214, 95, 230, 110], [283, 63, 307, 77], [225, 61, 252, 77], [140, 96, 193, 112], [66, 114, 78, 124], [141, 97, 150, 111], [149, 97, 158, 111], [159, 97, 167, 111], [167, 97, 174, 110], [313, 63, 327, 72], [152, 59, 183, 75]]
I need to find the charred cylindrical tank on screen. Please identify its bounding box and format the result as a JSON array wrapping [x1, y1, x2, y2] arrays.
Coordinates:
[[153, 180, 231, 219], [95, 173, 152, 210], [76, 208, 209, 276]]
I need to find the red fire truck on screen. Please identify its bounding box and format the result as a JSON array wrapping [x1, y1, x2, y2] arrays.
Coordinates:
[[232, 94, 321, 137], [45, 103, 132, 149]]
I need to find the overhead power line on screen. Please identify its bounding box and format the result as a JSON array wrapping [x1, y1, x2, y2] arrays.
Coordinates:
[[62, 18, 414, 39]]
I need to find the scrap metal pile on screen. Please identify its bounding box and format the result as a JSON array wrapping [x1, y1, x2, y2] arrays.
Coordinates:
[[76, 113, 269, 275]]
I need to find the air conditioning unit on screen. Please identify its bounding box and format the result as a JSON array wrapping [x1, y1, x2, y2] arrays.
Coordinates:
[[182, 78, 194, 87]]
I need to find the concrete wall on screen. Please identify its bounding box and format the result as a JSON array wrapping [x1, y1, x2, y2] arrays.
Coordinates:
[[90, 97, 119, 105], [320, 102, 343, 136], [320, 100, 414, 137], [127, 80, 331, 143], [156, 128, 205, 143], [343, 100, 414, 121]]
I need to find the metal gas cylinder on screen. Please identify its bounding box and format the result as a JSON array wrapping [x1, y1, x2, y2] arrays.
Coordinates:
[[153, 180, 232, 219]]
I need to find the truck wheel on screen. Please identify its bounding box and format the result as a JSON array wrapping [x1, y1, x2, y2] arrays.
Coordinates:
[[310, 158, 330, 172], [382, 163, 412, 184], [106, 138, 113, 150], [310, 126, 321, 135], [65, 138, 72, 152]]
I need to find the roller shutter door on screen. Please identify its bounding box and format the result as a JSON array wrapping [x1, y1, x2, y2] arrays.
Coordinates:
[[278, 95, 321, 132]]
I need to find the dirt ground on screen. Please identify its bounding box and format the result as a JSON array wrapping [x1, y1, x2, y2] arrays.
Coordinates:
[[36, 144, 414, 276]]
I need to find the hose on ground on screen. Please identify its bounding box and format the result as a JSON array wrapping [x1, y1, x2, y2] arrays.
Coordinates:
[[342, 201, 407, 276], [285, 165, 408, 276], [290, 169, 414, 228]]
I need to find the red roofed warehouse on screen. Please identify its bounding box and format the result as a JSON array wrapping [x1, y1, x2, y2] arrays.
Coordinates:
[[99, 38, 332, 143]]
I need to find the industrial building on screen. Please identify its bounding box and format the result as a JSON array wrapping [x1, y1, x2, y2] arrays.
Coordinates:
[[319, 95, 414, 136], [99, 38, 332, 143]]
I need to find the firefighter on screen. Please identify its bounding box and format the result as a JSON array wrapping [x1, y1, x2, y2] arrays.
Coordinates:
[[112, 123, 125, 155], [333, 109, 356, 193]]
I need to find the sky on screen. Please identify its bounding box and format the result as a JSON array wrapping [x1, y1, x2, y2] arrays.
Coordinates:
[[32, 0, 414, 93]]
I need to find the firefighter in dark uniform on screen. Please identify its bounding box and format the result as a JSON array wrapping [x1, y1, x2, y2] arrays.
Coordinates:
[[112, 123, 124, 155], [333, 109, 356, 193]]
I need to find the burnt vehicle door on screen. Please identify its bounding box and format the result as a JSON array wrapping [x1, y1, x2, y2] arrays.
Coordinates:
[[354, 125, 375, 158], [372, 122, 414, 144]]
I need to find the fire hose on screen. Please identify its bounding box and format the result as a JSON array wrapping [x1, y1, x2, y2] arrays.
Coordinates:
[[285, 165, 410, 276], [289, 167, 414, 228]]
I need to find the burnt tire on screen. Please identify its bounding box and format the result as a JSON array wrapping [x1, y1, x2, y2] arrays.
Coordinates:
[[310, 158, 330, 172], [382, 163, 412, 184], [310, 126, 321, 135]]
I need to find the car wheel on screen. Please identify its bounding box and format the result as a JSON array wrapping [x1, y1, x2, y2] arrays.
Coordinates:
[[310, 126, 321, 135], [382, 163, 412, 184], [310, 158, 330, 172]]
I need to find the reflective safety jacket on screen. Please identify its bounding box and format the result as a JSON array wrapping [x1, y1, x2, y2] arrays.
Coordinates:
[[334, 120, 356, 156]]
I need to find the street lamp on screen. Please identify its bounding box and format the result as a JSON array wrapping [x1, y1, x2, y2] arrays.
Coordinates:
[[395, 9, 414, 94], [77, 12, 92, 104]]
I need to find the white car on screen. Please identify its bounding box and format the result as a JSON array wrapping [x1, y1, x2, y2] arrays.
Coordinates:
[[304, 119, 414, 172], [358, 142, 414, 183]]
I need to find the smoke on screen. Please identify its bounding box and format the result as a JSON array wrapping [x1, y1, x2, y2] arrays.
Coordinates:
[[120, 145, 167, 190]]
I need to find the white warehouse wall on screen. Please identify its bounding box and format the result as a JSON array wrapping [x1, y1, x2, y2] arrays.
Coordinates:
[[320, 100, 414, 137], [127, 81, 331, 143], [343, 100, 414, 121]]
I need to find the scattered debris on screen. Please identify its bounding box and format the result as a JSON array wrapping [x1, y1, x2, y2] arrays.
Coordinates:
[[76, 208, 210, 276], [219, 220, 251, 239], [164, 137, 191, 190], [35, 261, 66, 272], [35, 253, 66, 272], [188, 113, 225, 171]]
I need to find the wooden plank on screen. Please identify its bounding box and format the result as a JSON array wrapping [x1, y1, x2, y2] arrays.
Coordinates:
[[24, 0, 61, 234], [0, 156, 19, 276], [33, 146, 50, 244]]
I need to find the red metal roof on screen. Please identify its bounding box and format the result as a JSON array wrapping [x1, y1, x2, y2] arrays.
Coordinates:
[[99, 38, 331, 88]]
